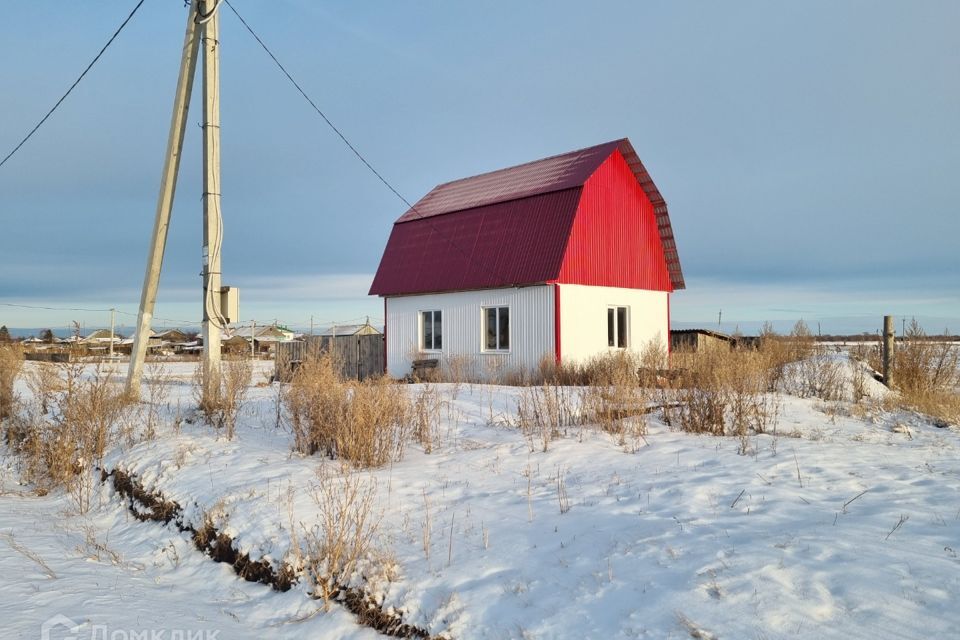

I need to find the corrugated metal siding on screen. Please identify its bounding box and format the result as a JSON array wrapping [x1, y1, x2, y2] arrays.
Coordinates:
[[369, 189, 581, 296], [385, 286, 554, 379], [557, 150, 674, 292], [617, 141, 684, 290]]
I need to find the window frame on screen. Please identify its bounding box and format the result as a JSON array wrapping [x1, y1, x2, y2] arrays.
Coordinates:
[[419, 309, 443, 352], [607, 305, 630, 349], [481, 305, 511, 353]]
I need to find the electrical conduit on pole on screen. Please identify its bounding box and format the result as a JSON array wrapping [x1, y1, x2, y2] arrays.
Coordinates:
[[201, 0, 224, 405]]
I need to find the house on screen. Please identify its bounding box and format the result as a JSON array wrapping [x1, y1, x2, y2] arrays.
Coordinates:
[[671, 329, 733, 353], [226, 324, 296, 355], [316, 322, 382, 338], [369, 138, 684, 378], [81, 329, 122, 350]]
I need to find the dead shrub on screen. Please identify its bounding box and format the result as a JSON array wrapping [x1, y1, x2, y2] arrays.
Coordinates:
[[581, 350, 651, 448], [782, 353, 846, 401], [891, 320, 960, 423], [26, 361, 60, 415], [515, 384, 583, 452], [301, 465, 382, 607], [412, 384, 442, 453], [0, 344, 23, 422], [9, 363, 131, 511], [142, 362, 171, 440], [195, 357, 252, 439], [285, 353, 411, 467], [668, 346, 780, 449]]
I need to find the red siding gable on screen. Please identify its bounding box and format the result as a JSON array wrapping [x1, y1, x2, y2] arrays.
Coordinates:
[[368, 138, 684, 297], [557, 150, 673, 292]]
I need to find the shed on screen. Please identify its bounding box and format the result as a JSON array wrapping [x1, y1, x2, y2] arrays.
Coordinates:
[[671, 329, 733, 353], [369, 138, 684, 379]]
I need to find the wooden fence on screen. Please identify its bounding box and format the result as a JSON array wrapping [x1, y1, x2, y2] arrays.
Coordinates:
[[275, 334, 385, 381]]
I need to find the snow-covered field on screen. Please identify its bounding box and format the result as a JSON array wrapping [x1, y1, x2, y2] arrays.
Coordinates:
[[2, 359, 959, 639]]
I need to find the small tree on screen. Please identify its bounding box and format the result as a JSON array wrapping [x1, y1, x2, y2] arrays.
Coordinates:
[[39, 328, 55, 343], [0, 326, 10, 343]]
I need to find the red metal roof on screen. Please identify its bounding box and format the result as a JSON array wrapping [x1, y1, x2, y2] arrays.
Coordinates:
[[369, 139, 684, 296], [394, 140, 621, 222]]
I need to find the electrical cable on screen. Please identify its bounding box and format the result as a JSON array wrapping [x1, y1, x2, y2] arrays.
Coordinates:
[[0, 302, 202, 326], [222, 0, 512, 287], [0, 0, 147, 170], [195, 0, 222, 24]]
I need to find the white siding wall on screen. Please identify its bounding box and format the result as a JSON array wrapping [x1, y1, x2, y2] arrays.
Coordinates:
[[385, 286, 554, 379], [558, 284, 668, 363]]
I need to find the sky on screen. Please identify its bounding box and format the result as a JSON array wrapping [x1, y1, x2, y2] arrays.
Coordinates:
[[0, 0, 957, 336]]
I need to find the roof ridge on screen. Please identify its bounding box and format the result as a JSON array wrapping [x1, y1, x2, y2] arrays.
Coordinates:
[[430, 139, 625, 190]]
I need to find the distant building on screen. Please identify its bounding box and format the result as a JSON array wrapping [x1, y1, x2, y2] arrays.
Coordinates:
[[670, 329, 733, 353]]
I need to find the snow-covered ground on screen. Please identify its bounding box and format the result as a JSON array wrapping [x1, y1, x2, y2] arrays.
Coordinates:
[[2, 359, 959, 639]]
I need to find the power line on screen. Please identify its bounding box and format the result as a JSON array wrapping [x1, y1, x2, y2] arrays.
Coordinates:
[[0, 0, 147, 170], [0, 302, 201, 327], [222, 0, 509, 285]]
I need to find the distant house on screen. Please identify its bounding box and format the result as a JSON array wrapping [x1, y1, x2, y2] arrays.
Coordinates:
[[226, 324, 296, 354], [369, 138, 684, 378], [81, 329, 122, 349], [315, 322, 382, 338], [671, 329, 733, 353]]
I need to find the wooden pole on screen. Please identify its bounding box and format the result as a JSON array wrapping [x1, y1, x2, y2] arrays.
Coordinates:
[[883, 315, 895, 388]]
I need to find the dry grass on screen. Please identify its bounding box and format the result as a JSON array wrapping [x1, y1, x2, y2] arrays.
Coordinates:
[[285, 353, 413, 467], [889, 320, 960, 424], [515, 384, 583, 452], [301, 465, 382, 606], [142, 362, 171, 440], [195, 358, 252, 439], [7, 362, 131, 511], [0, 344, 23, 422], [668, 345, 781, 451]]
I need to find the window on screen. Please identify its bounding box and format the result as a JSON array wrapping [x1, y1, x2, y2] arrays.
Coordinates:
[[483, 306, 510, 351], [607, 306, 628, 348], [421, 310, 442, 350]]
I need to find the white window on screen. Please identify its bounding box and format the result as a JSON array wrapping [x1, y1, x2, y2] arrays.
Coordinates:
[[483, 306, 510, 351], [607, 306, 629, 348], [420, 310, 442, 351]]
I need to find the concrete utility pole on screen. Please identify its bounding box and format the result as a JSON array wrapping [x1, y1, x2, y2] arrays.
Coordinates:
[[126, 0, 202, 397], [883, 315, 895, 388], [109, 308, 116, 361], [200, 1, 224, 405]]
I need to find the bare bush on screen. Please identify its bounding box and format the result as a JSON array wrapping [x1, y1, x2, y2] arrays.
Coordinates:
[[412, 384, 442, 453], [782, 353, 846, 401], [9, 363, 131, 511], [26, 361, 60, 415], [581, 350, 651, 449], [515, 384, 583, 452], [285, 353, 411, 467], [668, 347, 780, 448], [142, 362, 170, 440], [891, 320, 960, 423], [0, 344, 23, 422], [301, 465, 382, 606], [195, 358, 251, 439]]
